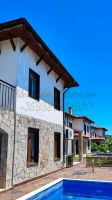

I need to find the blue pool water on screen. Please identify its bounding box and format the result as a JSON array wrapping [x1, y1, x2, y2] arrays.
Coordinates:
[[27, 179, 112, 200], [95, 153, 112, 156]]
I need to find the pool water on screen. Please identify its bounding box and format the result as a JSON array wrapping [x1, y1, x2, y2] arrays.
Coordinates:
[[63, 195, 111, 200], [26, 179, 112, 200]]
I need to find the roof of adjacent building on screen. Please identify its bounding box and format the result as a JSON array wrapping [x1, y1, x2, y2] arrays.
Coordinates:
[[0, 18, 79, 88], [65, 112, 75, 120], [73, 115, 94, 123], [91, 126, 108, 132], [65, 112, 94, 123]]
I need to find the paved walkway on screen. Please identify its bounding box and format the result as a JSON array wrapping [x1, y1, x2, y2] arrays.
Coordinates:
[[0, 162, 112, 200]]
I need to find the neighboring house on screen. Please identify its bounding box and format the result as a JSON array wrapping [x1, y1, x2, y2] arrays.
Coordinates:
[[91, 126, 108, 145], [64, 107, 74, 163], [65, 108, 94, 159], [0, 18, 79, 189], [73, 115, 94, 155]]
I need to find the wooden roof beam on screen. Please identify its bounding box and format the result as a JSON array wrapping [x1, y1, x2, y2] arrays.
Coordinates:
[[64, 81, 71, 88], [36, 54, 45, 66], [56, 72, 65, 83], [47, 66, 55, 75], [9, 34, 16, 51], [20, 40, 30, 52]]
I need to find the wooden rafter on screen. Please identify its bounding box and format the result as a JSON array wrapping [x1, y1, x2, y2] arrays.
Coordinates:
[[56, 73, 65, 83], [9, 34, 16, 51], [64, 81, 71, 88], [47, 66, 55, 75], [20, 40, 30, 52], [36, 54, 45, 66]]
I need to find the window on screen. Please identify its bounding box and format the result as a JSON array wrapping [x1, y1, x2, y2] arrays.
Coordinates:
[[88, 140, 90, 150], [69, 122, 72, 128], [29, 69, 40, 100], [54, 87, 60, 111], [87, 126, 90, 133], [54, 132, 61, 161], [27, 128, 39, 165], [84, 124, 86, 134]]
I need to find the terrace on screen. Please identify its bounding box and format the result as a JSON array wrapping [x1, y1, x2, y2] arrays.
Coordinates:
[[0, 162, 112, 200]]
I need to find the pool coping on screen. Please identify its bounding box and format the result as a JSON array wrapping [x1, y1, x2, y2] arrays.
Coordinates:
[[16, 178, 112, 200]]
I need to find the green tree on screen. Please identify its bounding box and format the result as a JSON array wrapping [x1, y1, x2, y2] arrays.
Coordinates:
[[91, 136, 112, 153]]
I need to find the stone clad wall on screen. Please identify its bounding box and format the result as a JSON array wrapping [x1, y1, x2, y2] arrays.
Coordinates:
[[0, 109, 14, 188], [13, 113, 64, 185]]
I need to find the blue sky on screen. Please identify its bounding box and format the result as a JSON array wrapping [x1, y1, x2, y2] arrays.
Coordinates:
[[0, 0, 112, 134]]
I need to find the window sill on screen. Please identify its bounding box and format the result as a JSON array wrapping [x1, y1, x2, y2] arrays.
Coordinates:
[[27, 162, 39, 168], [54, 107, 60, 111], [29, 95, 40, 102]]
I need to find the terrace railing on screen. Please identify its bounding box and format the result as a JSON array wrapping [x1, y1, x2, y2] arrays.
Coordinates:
[[0, 79, 15, 111], [86, 154, 112, 171]]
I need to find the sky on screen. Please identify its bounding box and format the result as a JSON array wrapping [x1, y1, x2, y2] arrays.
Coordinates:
[[0, 0, 112, 134]]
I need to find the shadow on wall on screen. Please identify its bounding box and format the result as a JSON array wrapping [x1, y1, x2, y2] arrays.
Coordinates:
[[0, 129, 8, 188]]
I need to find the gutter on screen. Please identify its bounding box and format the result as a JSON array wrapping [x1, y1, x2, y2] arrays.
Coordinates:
[[11, 88, 17, 187], [63, 87, 71, 163]]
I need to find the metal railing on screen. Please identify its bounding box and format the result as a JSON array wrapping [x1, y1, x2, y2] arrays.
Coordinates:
[[86, 154, 112, 172], [0, 79, 15, 111]]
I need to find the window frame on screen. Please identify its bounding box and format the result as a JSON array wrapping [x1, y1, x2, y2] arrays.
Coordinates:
[[29, 68, 40, 101], [54, 87, 60, 111], [27, 127, 39, 167], [84, 123, 86, 135], [54, 132, 61, 161], [69, 122, 72, 128]]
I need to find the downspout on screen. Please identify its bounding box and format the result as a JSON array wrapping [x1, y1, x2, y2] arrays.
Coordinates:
[[63, 87, 71, 163], [11, 87, 17, 187]]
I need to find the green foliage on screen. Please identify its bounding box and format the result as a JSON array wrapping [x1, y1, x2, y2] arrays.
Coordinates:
[[91, 135, 112, 153]]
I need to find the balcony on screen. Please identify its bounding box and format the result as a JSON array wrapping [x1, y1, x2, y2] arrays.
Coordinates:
[[0, 79, 15, 111], [91, 136, 105, 141]]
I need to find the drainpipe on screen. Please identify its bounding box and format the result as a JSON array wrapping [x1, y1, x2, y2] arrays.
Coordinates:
[[11, 88, 17, 187], [63, 87, 71, 163], [79, 131, 83, 162]]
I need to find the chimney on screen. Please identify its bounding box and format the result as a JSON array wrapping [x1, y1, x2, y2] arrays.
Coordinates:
[[68, 107, 72, 115]]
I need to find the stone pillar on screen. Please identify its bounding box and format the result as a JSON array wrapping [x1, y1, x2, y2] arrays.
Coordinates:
[[79, 132, 83, 162]]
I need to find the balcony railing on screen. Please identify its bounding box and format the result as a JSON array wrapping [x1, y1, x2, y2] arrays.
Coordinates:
[[0, 79, 15, 111]]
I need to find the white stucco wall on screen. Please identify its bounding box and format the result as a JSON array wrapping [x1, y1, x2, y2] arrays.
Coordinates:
[[0, 38, 64, 125], [0, 39, 19, 86], [73, 119, 84, 131], [16, 39, 64, 125], [73, 119, 91, 136]]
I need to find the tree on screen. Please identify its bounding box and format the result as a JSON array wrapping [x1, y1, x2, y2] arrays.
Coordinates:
[[91, 135, 112, 153]]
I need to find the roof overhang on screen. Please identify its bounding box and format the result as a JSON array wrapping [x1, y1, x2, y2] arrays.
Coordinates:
[[91, 126, 108, 132], [74, 116, 94, 124], [0, 18, 79, 88], [91, 137, 105, 140]]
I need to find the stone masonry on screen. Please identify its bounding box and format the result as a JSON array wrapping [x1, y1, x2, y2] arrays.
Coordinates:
[[0, 109, 14, 188], [13, 113, 64, 185]]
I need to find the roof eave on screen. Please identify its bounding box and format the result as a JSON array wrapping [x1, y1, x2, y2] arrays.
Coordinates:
[[0, 18, 79, 88]]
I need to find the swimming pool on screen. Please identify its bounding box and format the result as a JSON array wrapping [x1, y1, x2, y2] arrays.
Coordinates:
[[95, 153, 112, 156], [17, 178, 112, 200]]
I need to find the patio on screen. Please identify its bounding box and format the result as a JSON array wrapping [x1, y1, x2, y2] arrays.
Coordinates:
[[0, 162, 112, 200]]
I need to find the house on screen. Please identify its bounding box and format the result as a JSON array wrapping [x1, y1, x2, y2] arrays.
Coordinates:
[[91, 126, 108, 145], [65, 108, 94, 160], [64, 107, 74, 165], [73, 115, 94, 155], [0, 18, 79, 189]]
